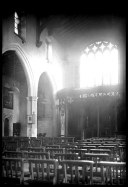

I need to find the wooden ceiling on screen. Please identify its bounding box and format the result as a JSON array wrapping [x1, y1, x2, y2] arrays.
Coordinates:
[[39, 13, 125, 49]]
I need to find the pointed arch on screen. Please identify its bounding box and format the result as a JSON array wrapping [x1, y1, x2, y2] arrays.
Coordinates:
[[2, 44, 36, 96]]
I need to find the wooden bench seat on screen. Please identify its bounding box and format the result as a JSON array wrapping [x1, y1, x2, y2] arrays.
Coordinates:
[[82, 153, 109, 173], [98, 161, 126, 184], [24, 158, 58, 185], [3, 150, 50, 160], [54, 153, 79, 161], [18, 140, 30, 149], [98, 145, 115, 152], [66, 149, 88, 159], [90, 149, 111, 154], [77, 145, 96, 151], [3, 151, 24, 158], [45, 144, 60, 148], [82, 153, 109, 160], [103, 143, 118, 147], [87, 144, 102, 147], [58, 160, 94, 184], [27, 147, 45, 152], [45, 148, 65, 159], [60, 145, 77, 149], [4, 141, 18, 151], [2, 157, 24, 184], [25, 152, 50, 159]]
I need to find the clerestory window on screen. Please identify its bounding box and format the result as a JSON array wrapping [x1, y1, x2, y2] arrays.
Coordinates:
[[14, 12, 20, 35], [14, 12, 26, 42]]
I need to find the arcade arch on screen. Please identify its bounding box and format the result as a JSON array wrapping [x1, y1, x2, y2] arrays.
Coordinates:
[[2, 44, 37, 137], [37, 72, 56, 137], [2, 44, 35, 96]]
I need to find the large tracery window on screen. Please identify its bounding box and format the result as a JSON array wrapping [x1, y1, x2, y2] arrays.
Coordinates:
[[80, 41, 119, 88]]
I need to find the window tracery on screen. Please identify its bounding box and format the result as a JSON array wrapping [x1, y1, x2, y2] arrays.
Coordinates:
[[80, 41, 119, 88]]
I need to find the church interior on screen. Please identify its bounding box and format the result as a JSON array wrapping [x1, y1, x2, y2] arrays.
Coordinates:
[[2, 10, 126, 185]]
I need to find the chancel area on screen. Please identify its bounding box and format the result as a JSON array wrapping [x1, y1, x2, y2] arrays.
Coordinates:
[[2, 11, 126, 185]]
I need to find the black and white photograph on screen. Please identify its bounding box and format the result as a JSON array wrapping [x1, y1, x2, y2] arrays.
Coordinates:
[[2, 8, 126, 185]]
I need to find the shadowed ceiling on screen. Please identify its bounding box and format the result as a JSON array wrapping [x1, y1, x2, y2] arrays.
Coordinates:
[[38, 13, 125, 45]]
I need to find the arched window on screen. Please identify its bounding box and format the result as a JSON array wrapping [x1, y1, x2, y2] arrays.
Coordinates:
[[80, 41, 119, 88], [14, 12, 20, 35]]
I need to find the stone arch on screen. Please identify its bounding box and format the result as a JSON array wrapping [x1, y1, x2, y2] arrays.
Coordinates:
[[2, 44, 36, 96], [37, 72, 56, 137]]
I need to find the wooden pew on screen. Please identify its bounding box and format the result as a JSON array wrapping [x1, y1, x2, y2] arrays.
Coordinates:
[[25, 152, 50, 159], [60, 144, 77, 149], [4, 141, 18, 151], [67, 137, 75, 143], [118, 146, 126, 162], [98, 146, 115, 153], [83, 153, 109, 160], [41, 137, 54, 146], [18, 139, 30, 150], [27, 147, 45, 152], [87, 144, 102, 148], [103, 143, 118, 147], [29, 138, 42, 147], [45, 145, 60, 148], [66, 149, 88, 159], [119, 143, 126, 146], [103, 138, 116, 141], [58, 160, 94, 184], [17, 137, 30, 148], [98, 161, 126, 185], [2, 157, 24, 184], [82, 153, 109, 173], [3, 150, 50, 159], [90, 141, 103, 145], [77, 145, 96, 152], [53, 137, 75, 144], [90, 149, 111, 154], [77, 140, 92, 144], [54, 153, 79, 161], [24, 158, 58, 185], [64, 142, 78, 146], [45, 148, 65, 158], [3, 151, 23, 158]]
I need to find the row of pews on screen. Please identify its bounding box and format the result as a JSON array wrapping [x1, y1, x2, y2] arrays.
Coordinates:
[[2, 136, 126, 185]]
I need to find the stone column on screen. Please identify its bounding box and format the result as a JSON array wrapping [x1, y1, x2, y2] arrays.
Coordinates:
[[80, 105, 84, 140], [115, 101, 118, 135], [26, 96, 38, 137], [60, 104, 65, 137], [55, 99, 60, 137], [65, 100, 68, 137], [80, 115, 83, 140], [85, 116, 88, 139], [97, 104, 100, 137]]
